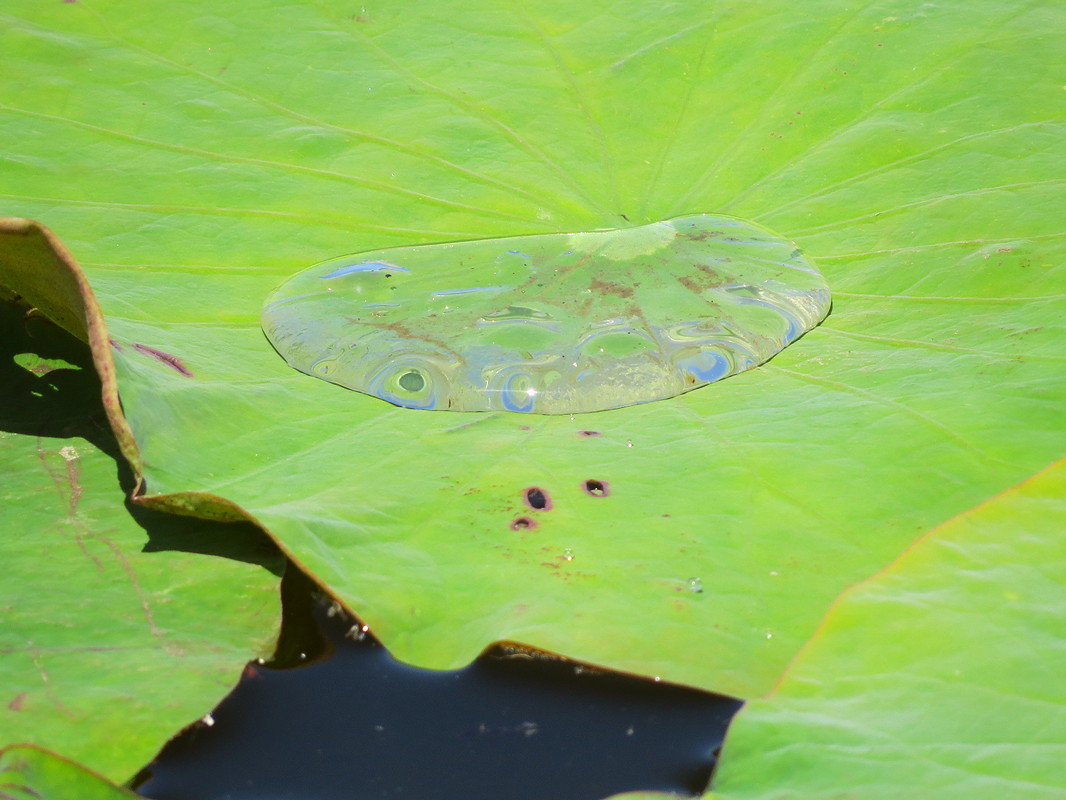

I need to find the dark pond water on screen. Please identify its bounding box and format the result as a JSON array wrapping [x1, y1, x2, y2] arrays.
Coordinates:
[[134, 569, 742, 800]]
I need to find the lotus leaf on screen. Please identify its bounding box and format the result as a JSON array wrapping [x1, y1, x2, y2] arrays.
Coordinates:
[[0, 0, 1062, 784]]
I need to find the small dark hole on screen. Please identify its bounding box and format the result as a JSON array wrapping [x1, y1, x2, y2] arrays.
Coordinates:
[[584, 480, 609, 497], [384, 273, 392, 278], [525, 487, 549, 510], [510, 517, 535, 531], [578, 430, 601, 437]]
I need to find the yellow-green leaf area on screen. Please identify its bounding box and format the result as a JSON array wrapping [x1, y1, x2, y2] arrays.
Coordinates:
[[710, 461, 1066, 799]]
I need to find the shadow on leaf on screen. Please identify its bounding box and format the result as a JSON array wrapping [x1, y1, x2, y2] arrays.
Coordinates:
[[0, 298, 285, 576]]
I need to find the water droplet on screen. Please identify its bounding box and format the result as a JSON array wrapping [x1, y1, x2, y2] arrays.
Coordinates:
[[562, 548, 574, 561], [345, 624, 370, 641], [769, 570, 779, 576], [687, 577, 703, 594], [626, 441, 634, 448], [201, 713, 215, 727], [262, 215, 831, 413]]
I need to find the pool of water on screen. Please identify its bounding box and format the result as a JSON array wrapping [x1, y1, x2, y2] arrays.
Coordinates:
[[134, 569, 742, 800]]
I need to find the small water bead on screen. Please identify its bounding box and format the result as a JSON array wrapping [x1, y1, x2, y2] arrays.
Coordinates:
[[687, 577, 703, 594], [262, 215, 831, 413], [346, 623, 371, 641]]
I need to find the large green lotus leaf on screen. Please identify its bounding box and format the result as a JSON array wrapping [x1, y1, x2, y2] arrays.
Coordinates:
[[707, 460, 1066, 799], [0, 745, 138, 800], [0, 304, 281, 780], [1, 0, 1063, 698]]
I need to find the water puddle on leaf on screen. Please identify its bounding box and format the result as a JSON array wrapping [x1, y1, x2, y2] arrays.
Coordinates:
[[133, 570, 742, 800], [262, 214, 830, 413]]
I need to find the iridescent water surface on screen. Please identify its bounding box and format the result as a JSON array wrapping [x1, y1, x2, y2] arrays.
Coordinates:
[[262, 215, 830, 413]]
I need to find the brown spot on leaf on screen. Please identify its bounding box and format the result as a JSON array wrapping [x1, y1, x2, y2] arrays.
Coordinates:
[[695, 263, 728, 284], [589, 277, 634, 299], [677, 276, 703, 295]]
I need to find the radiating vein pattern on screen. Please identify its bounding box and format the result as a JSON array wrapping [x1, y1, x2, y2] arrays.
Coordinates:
[[262, 214, 830, 413]]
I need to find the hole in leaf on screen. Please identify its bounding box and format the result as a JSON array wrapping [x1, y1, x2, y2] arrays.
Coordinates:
[[584, 480, 609, 497], [524, 487, 550, 510]]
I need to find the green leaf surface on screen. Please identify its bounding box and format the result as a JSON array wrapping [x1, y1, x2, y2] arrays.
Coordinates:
[[0, 745, 138, 800], [1, 0, 1063, 699], [709, 460, 1066, 799], [0, 303, 281, 780]]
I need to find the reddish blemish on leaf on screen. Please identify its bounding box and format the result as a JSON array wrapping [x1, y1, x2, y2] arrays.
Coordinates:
[[510, 517, 536, 531], [132, 343, 193, 377]]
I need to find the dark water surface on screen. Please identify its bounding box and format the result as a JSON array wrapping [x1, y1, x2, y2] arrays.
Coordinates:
[[134, 570, 742, 800]]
